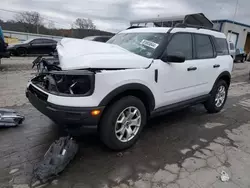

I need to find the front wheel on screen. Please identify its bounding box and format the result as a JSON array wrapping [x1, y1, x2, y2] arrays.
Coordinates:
[[204, 80, 228, 113], [99, 96, 147, 151], [16, 48, 27, 56]]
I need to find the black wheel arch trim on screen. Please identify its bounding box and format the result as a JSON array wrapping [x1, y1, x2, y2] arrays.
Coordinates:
[[99, 83, 155, 111], [211, 71, 231, 92]]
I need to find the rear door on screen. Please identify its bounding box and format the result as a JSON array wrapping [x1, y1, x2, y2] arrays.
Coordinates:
[[192, 34, 220, 94]]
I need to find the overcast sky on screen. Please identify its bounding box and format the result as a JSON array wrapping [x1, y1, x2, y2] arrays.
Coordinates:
[[0, 0, 249, 32]]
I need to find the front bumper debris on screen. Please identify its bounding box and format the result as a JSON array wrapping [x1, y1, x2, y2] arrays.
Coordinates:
[[33, 136, 78, 183], [0, 108, 25, 127], [26, 84, 104, 128]]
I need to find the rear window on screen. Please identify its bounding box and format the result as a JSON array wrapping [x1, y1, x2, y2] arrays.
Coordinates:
[[215, 38, 229, 55]]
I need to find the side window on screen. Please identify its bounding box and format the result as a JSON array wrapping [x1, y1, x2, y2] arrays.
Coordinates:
[[167, 33, 193, 60], [194, 34, 214, 59], [42, 39, 55, 44], [31, 39, 44, 44], [215, 38, 229, 55]]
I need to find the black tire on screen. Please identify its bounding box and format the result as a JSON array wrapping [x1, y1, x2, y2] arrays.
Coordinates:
[[99, 96, 147, 151], [16, 48, 27, 56], [204, 80, 228, 113]]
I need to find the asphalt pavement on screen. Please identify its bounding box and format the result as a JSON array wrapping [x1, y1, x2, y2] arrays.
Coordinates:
[[1, 58, 250, 188]]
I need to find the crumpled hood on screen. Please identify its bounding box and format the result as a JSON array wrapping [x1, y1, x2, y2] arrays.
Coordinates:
[[57, 38, 152, 70]]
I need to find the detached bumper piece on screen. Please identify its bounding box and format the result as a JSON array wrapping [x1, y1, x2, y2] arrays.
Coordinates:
[[33, 136, 78, 183], [0, 108, 25, 127]]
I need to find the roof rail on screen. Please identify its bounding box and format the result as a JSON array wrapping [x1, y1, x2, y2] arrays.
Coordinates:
[[174, 23, 218, 31], [126, 26, 145, 30]]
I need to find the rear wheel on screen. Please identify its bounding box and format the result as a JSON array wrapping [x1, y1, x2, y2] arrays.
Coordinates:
[[17, 48, 27, 56], [204, 80, 228, 113], [99, 96, 147, 151]]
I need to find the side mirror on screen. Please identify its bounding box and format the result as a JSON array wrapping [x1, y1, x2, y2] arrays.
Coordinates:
[[161, 53, 185, 63]]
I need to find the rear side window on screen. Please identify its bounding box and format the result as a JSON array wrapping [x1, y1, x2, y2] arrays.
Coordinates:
[[31, 39, 44, 44], [167, 33, 193, 60], [215, 38, 229, 55], [42, 39, 57, 44], [194, 34, 214, 59]]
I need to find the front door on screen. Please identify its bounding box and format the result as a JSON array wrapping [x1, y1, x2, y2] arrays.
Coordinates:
[[154, 33, 201, 107]]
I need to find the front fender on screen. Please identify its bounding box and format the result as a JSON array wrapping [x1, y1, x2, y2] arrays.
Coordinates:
[[99, 83, 155, 111]]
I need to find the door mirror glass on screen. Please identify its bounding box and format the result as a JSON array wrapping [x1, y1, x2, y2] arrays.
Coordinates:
[[161, 53, 185, 63]]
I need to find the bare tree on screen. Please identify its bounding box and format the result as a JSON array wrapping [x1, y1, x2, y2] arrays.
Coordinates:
[[48, 21, 55, 29], [15, 11, 44, 33], [74, 18, 96, 30]]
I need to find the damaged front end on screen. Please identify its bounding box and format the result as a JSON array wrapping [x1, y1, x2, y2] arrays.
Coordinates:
[[26, 56, 102, 128], [31, 56, 95, 97]]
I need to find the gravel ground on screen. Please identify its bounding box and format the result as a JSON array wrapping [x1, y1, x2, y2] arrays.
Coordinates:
[[1, 58, 250, 188]]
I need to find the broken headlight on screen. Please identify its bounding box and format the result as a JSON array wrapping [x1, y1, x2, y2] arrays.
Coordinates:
[[32, 70, 94, 96]]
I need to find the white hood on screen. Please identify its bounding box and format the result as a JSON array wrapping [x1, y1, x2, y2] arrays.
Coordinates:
[[57, 38, 152, 70]]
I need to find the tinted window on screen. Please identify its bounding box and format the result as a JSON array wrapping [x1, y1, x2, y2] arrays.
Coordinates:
[[42, 39, 56, 43], [194, 34, 214, 59], [31, 39, 44, 44], [167, 33, 192, 60], [215, 38, 229, 55]]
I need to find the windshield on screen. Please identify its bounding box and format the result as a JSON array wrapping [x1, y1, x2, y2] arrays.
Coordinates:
[[107, 33, 165, 58]]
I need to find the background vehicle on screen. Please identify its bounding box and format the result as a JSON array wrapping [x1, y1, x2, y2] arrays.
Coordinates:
[[83, 35, 112, 42], [0, 26, 10, 65], [228, 41, 236, 60], [235, 48, 247, 62], [7, 38, 57, 56]]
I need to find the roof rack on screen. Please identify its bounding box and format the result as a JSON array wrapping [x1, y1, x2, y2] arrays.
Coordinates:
[[173, 23, 218, 31], [130, 13, 214, 30], [126, 26, 145, 30]]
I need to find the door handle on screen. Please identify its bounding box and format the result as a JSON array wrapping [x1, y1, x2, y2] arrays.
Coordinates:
[[187, 67, 197, 71], [213, 64, 220, 68]]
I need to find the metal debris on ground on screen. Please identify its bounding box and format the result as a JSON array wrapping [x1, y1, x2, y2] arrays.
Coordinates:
[[0, 108, 24, 127], [33, 136, 78, 183], [220, 170, 230, 182]]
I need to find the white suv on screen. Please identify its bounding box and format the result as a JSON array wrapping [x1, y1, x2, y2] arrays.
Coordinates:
[[26, 27, 233, 150]]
